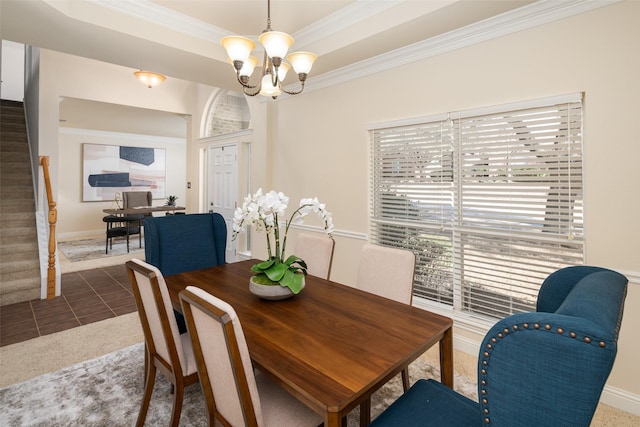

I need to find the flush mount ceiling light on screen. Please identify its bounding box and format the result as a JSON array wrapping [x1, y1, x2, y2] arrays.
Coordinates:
[[134, 70, 166, 88], [221, 0, 317, 99]]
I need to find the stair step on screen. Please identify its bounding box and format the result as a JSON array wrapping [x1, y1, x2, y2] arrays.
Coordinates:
[[0, 139, 29, 149], [0, 225, 38, 239], [0, 249, 40, 264], [0, 202, 35, 213], [0, 151, 30, 162], [0, 113, 26, 123], [0, 241, 39, 258], [0, 186, 34, 199], [0, 263, 41, 281], [0, 278, 41, 306], [0, 131, 28, 142], [0, 203, 37, 218]]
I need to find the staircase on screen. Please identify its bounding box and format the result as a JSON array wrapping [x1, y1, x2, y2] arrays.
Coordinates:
[[0, 100, 41, 306]]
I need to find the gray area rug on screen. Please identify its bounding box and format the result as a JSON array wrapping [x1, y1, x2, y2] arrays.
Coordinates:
[[58, 237, 144, 262], [0, 343, 477, 426]]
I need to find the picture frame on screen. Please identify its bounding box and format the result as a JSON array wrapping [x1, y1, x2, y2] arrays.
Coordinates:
[[82, 143, 166, 202]]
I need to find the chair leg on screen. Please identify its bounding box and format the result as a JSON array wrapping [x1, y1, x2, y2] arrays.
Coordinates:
[[136, 359, 157, 427], [105, 224, 110, 254], [169, 382, 185, 427]]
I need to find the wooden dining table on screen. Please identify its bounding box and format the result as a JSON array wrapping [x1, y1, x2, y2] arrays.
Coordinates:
[[164, 259, 453, 427]]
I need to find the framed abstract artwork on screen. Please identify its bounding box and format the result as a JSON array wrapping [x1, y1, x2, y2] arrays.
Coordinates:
[[82, 143, 166, 202]]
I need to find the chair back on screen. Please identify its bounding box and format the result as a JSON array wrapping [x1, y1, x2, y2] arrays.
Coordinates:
[[144, 213, 227, 276], [126, 258, 189, 375], [180, 286, 264, 426], [123, 191, 153, 216], [294, 232, 335, 279], [478, 266, 628, 426], [356, 243, 415, 304]]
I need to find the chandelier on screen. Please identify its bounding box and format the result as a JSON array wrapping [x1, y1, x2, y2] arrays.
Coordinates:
[[221, 0, 317, 99]]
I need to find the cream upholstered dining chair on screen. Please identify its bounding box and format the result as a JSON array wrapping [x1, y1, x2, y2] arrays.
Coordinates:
[[357, 243, 416, 391], [179, 285, 324, 427], [126, 258, 199, 427], [294, 232, 335, 279]]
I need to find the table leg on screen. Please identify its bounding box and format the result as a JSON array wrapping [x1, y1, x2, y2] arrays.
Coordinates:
[[326, 411, 341, 427], [359, 398, 371, 427], [439, 326, 454, 388]]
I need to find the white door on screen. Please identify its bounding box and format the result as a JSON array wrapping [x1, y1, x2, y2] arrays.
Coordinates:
[[208, 144, 238, 262]]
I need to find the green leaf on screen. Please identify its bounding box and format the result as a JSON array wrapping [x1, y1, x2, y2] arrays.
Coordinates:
[[283, 255, 299, 266], [263, 263, 287, 282], [280, 270, 304, 294], [254, 258, 275, 270], [283, 255, 307, 273]]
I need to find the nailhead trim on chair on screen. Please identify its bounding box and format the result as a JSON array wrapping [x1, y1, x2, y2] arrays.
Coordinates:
[[479, 322, 609, 424]]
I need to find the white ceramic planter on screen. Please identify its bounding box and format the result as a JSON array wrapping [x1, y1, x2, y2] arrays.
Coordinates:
[[249, 275, 305, 300]]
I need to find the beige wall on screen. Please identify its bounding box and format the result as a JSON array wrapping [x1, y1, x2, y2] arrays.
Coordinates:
[[269, 1, 640, 407], [37, 51, 200, 237]]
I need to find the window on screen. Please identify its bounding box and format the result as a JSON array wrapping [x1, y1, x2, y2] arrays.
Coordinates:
[[368, 94, 584, 320], [203, 90, 251, 138]]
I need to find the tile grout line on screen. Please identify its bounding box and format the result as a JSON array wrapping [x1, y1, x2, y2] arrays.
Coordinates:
[[80, 268, 124, 318], [28, 300, 42, 338]]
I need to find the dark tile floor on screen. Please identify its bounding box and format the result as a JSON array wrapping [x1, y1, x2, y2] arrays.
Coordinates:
[[0, 265, 137, 347]]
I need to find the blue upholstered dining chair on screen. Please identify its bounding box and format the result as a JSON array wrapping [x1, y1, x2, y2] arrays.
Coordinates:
[[369, 266, 628, 427], [144, 212, 227, 332]]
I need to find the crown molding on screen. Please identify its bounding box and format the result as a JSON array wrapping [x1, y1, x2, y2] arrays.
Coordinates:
[[91, 0, 228, 42], [59, 126, 186, 145], [301, 0, 622, 95], [91, 0, 622, 97], [293, 0, 403, 48]]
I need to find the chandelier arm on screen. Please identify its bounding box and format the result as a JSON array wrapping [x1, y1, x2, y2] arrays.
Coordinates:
[[236, 71, 260, 90], [281, 82, 305, 96], [243, 87, 262, 96]]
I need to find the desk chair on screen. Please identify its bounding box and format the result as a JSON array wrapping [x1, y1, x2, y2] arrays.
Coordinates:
[[179, 286, 324, 426], [126, 259, 199, 427], [294, 232, 335, 279], [123, 191, 153, 218], [102, 214, 143, 254], [370, 266, 628, 427]]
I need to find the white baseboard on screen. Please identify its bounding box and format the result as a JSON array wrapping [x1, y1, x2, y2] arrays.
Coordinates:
[[58, 229, 109, 240], [599, 384, 640, 417]]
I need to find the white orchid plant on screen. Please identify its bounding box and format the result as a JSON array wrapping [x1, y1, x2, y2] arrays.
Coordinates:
[[232, 189, 334, 294]]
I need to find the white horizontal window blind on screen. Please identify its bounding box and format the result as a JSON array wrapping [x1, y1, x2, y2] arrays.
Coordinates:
[[369, 94, 584, 319]]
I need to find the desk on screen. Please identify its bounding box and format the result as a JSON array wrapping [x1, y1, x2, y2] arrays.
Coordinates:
[[102, 205, 185, 215], [164, 260, 453, 427]]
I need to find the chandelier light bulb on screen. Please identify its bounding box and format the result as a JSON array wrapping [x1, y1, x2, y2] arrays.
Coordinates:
[[277, 62, 290, 81], [221, 36, 256, 63], [259, 31, 294, 60], [259, 73, 281, 97], [229, 56, 259, 78], [287, 52, 317, 76]]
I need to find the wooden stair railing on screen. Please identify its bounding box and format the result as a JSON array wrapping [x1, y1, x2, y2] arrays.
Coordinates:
[[39, 156, 57, 299]]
